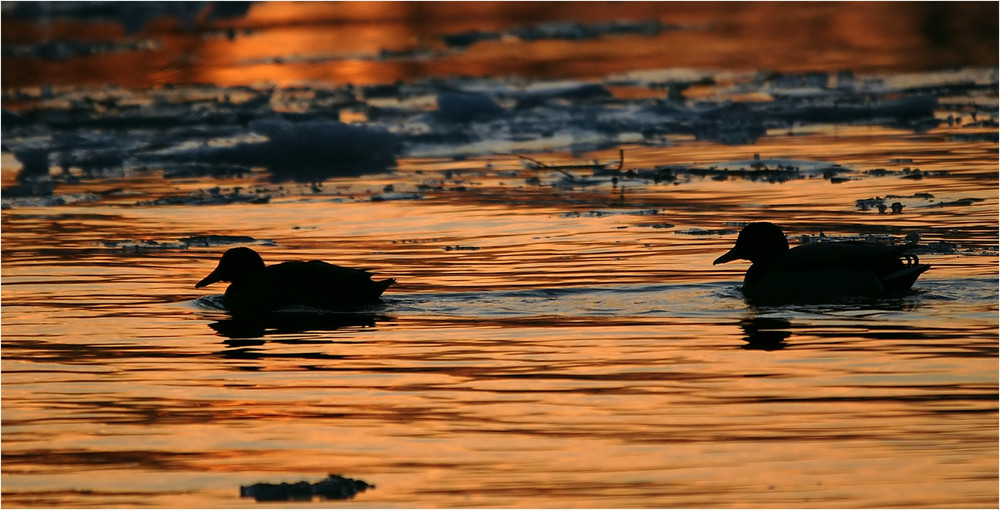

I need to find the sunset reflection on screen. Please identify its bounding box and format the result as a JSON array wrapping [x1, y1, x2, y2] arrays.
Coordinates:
[[2, 1, 997, 508], [3, 2, 997, 88]]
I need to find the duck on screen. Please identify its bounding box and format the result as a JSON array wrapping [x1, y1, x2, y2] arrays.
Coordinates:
[[713, 222, 929, 302], [196, 247, 395, 314]]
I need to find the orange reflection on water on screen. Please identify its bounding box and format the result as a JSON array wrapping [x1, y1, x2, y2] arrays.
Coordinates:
[[2, 2, 996, 88], [2, 4, 997, 507]]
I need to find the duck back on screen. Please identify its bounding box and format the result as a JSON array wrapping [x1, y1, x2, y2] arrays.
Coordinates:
[[743, 242, 929, 302], [225, 260, 395, 313]]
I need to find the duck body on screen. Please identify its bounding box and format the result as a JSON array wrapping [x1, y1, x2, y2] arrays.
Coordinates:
[[715, 222, 929, 303], [196, 247, 395, 314]]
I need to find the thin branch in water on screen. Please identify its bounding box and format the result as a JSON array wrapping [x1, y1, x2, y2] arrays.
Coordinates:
[[516, 149, 626, 180]]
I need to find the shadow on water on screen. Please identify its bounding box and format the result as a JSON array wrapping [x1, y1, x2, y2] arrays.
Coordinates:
[[209, 312, 391, 340], [739, 317, 792, 351], [193, 295, 393, 340], [735, 313, 973, 352], [734, 282, 998, 355]]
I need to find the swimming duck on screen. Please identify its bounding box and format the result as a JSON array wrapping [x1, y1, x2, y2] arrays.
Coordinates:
[[713, 222, 929, 302], [196, 247, 395, 313]]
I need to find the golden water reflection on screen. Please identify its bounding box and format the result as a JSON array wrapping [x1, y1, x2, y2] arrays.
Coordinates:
[[3, 119, 997, 506], [3, 2, 997, 88], [2, 2, 998, 507]]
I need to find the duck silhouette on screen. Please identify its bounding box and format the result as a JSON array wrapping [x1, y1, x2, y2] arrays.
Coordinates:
[[196, 247, 395, 314], [714, 222, 929, 302]]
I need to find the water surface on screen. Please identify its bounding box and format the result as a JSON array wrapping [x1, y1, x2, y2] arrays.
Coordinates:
[[2, 2, 997, 508]]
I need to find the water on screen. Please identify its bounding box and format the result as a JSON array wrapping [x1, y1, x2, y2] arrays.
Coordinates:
[[2, 3, 998, 508]]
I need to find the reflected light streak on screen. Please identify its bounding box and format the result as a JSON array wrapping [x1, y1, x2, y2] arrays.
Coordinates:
[[2, 2, 996, 88]]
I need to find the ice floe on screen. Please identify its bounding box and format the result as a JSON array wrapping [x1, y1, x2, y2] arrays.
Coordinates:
[[1, 67, 995, 207]]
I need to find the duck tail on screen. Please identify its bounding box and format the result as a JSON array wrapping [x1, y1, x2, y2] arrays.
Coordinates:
[[372, 278, 396, 296], [882, 253, 930, 291]]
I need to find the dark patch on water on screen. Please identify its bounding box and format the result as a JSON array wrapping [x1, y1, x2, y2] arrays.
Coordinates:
[[630, 157, 853, 184], [443, 19, 685, 48], [855, 194, 988, 214], [562, 208, 661, 218], [135, 187, 271, 206], [240, 474, 374, 502], [2, 1, 251, 34], [102, 235, 272, 252], [675, 228, 740, 236]]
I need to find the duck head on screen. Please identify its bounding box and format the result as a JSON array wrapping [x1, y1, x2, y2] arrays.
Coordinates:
[[713, 222, 789, 265], [196, 247, 266, 288]]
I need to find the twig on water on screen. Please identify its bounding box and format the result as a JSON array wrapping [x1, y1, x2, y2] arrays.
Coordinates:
[[517, 149, 625, 181]]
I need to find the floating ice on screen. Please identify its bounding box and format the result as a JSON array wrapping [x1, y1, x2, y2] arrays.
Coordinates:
[[1, 68, 994, 205], [436, 91, 505, 122]]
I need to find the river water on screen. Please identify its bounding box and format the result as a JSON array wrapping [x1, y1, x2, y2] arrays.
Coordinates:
[[2, 2, 998, 508]]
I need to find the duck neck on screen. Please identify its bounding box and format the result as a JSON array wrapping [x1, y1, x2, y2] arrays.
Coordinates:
[[743, 254, 781, 288]]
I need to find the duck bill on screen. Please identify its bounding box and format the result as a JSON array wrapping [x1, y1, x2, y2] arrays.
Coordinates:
[[195, 268, 224, 288], [713, 248, 741, 265]]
